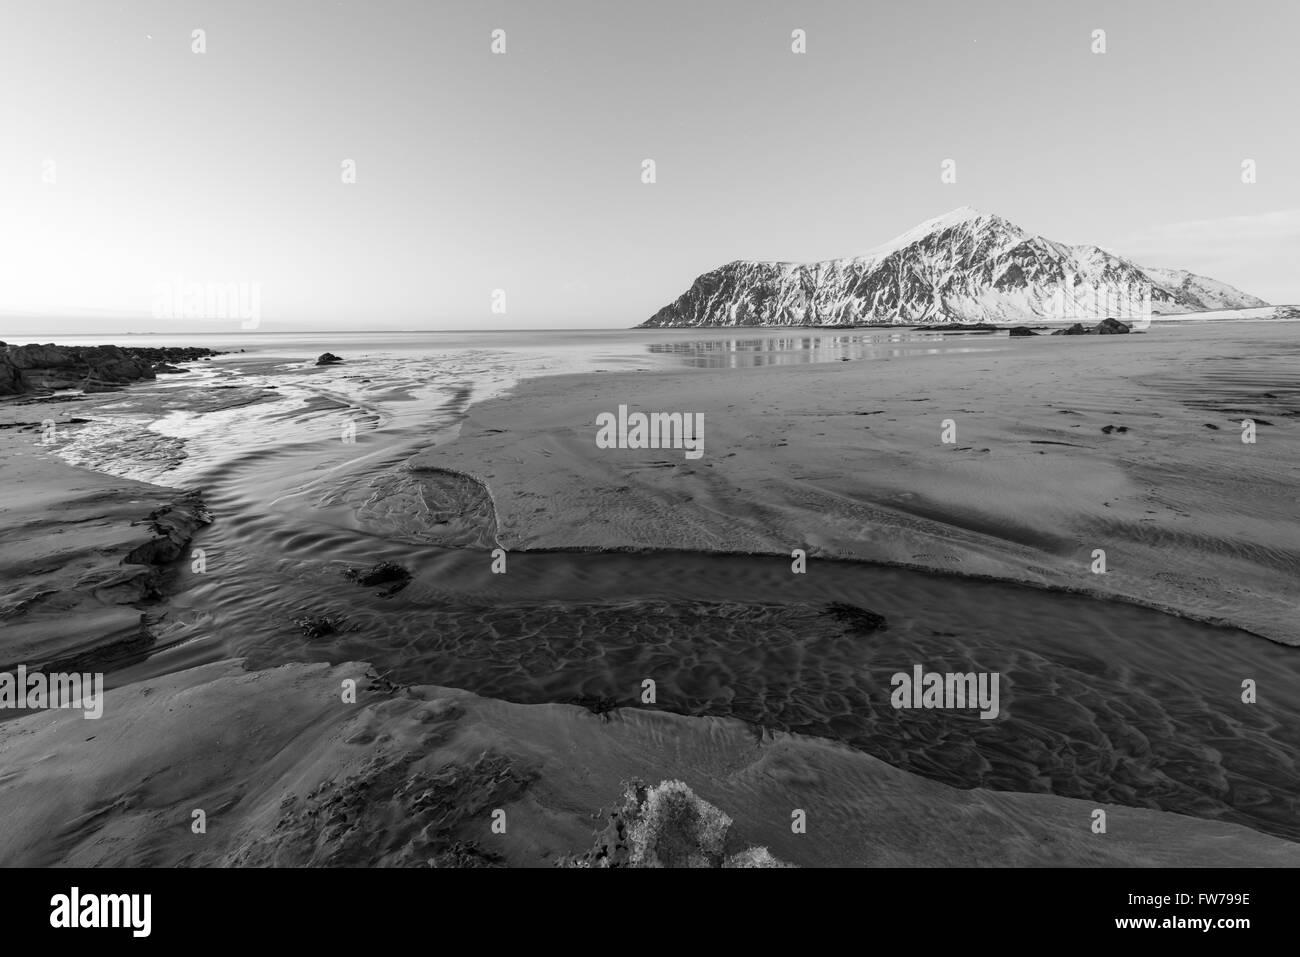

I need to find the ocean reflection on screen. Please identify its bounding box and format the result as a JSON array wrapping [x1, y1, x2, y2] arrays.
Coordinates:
[[645, 331, 997, 368], [6, 328, 1002, 375]]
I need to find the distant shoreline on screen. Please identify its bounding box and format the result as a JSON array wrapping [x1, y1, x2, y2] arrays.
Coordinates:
[[633, 304, 1300, 330], [2, 304, 1297, 341]]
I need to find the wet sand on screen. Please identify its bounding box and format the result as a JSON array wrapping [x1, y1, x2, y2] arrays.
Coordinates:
[[417, 323, 1300, 646], [2, 323, 1298, 866], [0, 415, 206, 671], [1, 659, 1295, 868]]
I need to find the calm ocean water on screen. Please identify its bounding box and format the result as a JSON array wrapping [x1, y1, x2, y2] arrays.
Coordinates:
[[3, 327, 1002, 371]]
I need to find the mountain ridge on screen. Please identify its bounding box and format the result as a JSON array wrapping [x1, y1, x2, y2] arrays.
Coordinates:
[[640, 208, 1268, 327]]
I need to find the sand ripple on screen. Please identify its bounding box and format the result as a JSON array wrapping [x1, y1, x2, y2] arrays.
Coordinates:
[[189, 584, 1300, 844]]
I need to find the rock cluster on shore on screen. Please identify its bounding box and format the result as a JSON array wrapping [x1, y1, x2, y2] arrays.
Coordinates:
[[101, 491, 213, 607], [1050, 318, 1132, 336], [914, 322, 1001, 332], [0, 342, 221, 395]]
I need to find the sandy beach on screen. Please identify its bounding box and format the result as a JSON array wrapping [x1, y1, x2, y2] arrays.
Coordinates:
[[0, 416, 208, 674], [2, 659, 1296, 868], [419, 323, 1300, 646], [10, 3, 1300, 940], [1, 322, 1297, 867]]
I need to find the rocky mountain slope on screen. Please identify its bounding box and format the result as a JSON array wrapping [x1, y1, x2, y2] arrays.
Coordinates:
[[641, 207, 1267, 327]]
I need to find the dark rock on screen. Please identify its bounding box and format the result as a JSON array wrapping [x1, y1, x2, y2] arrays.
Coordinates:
[[343, 560, 412, 596], [292, 615, 348, 639], [0, 358, 20, 394], [316, 353, 344, 366], [121, 492, 213, 566], [1, 343, 222, 396], [1093, 317, 1132, 335], [1050, 323, 1089, 336], [917, 322, 1000, 331], [1008, 326, 1039, 337], [93, 492, 214, 606], [6, 343, 73, 369]]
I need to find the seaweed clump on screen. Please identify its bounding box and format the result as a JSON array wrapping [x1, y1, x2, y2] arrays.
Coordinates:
[[291, 614, 348, 638], [343, 560, 412, 597], [825, 601, 888, 633]]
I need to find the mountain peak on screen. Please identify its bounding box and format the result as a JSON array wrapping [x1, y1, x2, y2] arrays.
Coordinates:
[[927, 205, 992, 226], [858, 206, 1023, 260], [913, 205, 1021, 235]]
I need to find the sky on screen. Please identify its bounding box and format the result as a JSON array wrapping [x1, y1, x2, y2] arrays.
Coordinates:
[[1, 0, 1297, 333]]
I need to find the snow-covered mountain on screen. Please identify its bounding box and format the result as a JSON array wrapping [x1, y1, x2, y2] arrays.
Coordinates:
[[640, 207, 1268, 327]]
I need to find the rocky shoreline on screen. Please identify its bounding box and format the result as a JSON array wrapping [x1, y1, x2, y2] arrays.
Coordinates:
[[0, 342, 224, 396]]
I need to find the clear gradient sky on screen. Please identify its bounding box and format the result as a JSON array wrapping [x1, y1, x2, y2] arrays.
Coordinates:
[[1, 0, 1297, 333]]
